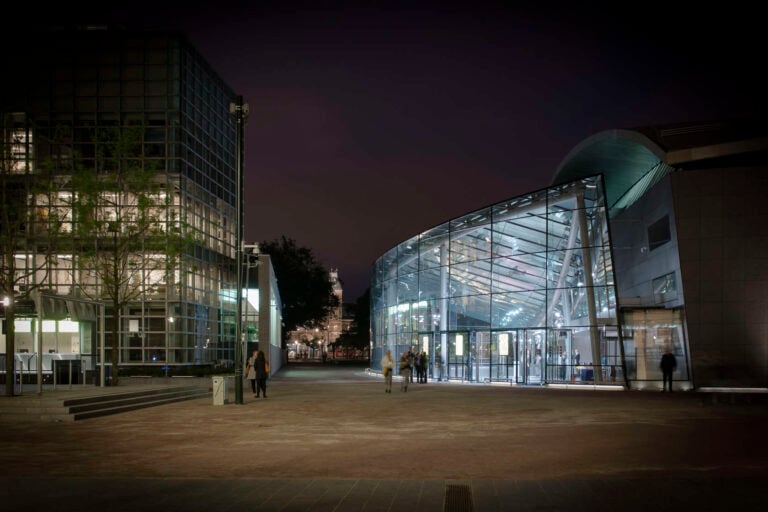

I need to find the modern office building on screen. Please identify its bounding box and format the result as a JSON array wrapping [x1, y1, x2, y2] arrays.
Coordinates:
[[1, 26, 267, 382], [371, 119, 768, 390], [242, 247, 284, 373]]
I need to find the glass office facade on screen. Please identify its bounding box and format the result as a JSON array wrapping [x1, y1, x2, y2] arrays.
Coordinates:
[[372, 175, 624, 385], [1, 29, 241, 376]]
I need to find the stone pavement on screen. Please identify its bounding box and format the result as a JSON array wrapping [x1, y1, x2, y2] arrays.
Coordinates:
[[2, 362, 768, 511]]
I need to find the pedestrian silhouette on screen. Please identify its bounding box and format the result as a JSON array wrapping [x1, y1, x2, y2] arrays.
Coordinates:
[[660, 347, 677, 392]]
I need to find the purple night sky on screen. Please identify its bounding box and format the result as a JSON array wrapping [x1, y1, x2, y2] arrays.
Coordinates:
[[14, 2, 766, 300]]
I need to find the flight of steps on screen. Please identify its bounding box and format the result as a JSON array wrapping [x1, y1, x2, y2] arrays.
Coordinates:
[[0, 385, 210, 422]]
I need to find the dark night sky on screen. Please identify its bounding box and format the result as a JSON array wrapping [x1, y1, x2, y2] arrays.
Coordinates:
[[13, 2, 766, 300]]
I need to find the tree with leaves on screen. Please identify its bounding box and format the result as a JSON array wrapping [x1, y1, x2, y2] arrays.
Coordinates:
[[258, 236, 337, 348], [66, 126, 189, 385]]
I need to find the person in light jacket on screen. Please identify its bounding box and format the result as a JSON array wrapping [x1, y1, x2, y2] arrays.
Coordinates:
[[381, 349, 394, 393], [245, 349, 258, 396]]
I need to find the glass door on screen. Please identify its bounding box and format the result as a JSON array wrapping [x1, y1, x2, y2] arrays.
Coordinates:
[[446, 331, 470, 381], [519, 329, 545, 385], [491, 330, 517, 382], [416, 332, 437, 380]]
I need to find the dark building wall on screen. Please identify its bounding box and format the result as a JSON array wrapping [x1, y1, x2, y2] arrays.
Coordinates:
[[672, 165, 768, 388], [612, 175, 683, 309]]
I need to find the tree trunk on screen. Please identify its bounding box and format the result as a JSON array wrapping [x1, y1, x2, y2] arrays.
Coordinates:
[[111, 298, 120, 386], [4, 300, 15, 396]]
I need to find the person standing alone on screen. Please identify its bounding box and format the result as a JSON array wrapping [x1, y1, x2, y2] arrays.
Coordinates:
[[660, 347, 677, 392], [254, 350, 268, 398]]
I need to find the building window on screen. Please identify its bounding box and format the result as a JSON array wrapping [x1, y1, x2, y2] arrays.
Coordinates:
[[647, 215, 671, 251], [652, 272, 677, 303]]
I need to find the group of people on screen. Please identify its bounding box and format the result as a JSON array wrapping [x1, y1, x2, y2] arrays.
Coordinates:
[[380, 345, 679, 392], [380, 347, 429, 393], [245, 349, 269, 398]]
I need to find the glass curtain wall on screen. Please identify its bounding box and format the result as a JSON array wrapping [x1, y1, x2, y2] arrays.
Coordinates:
[[1, 33, 239, 373], [371, 175, 622, 385]]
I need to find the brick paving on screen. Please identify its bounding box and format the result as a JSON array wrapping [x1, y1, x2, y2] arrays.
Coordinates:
[[2, 362, 767, 511]]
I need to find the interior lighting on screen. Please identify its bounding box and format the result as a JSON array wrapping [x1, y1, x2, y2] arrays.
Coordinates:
[[499, 333, 509, 356], [59, 320, 79, 333]]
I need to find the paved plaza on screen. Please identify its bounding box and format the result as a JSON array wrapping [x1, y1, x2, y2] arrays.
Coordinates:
[[2, 362, 767, 511]]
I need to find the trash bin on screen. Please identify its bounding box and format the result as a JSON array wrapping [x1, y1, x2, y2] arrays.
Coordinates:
[[54, 359, 82, 385], [212, 375, 228, 405]]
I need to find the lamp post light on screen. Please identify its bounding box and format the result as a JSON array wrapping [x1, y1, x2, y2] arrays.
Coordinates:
[[167, 316, 174, 378], [229, 96, 249, 405]]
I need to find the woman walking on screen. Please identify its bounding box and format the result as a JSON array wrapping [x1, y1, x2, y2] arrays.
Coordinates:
[[245, 349, 258, 396], [381, 349, 394, 393], [399, 352, 411, 392]]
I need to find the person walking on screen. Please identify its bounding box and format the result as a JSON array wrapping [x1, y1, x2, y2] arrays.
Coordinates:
[[407, 347, 416, 383], [254, 350, 268, 398], [245, 349, 258, 396], [399, 352, 412, 392], [660, 347, 677, 392], [381, 349, 394, 393]]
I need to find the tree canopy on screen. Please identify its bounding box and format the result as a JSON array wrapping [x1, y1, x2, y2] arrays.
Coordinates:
[[258, 236, 336, 346]]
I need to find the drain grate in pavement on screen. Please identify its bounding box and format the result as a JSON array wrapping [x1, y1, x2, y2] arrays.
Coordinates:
[[444, 484, 474, 512]]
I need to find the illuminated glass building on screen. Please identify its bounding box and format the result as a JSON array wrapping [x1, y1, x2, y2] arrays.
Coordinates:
[[371, 120, 768, 390], [0, 27, 279, 380]]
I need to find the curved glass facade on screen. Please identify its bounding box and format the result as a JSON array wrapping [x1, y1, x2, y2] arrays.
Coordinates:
[[371, 175, 624, 386]]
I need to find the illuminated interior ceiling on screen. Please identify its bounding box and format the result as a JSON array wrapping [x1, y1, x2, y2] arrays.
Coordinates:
[[391, 178, 606, 327]]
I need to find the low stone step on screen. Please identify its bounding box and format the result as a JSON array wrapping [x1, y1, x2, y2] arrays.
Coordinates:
[[72, 391, 209, 420], [1, 385, 210, 421], [67, 388, 208, 414]]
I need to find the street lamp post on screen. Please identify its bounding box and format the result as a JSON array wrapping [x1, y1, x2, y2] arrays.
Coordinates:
[[230, 96, 249, 405]]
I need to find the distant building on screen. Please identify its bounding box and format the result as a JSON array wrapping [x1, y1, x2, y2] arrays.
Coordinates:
[[287, 268, 344, 359], [371, 119, 768, 390], [341, 302, 355, 337]]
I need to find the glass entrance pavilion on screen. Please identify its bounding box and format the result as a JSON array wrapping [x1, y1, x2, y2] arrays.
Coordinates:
[[371, 175, 626, 386]]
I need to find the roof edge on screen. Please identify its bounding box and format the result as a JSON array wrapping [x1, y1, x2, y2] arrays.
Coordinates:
[[551, 129, 666, 186]]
